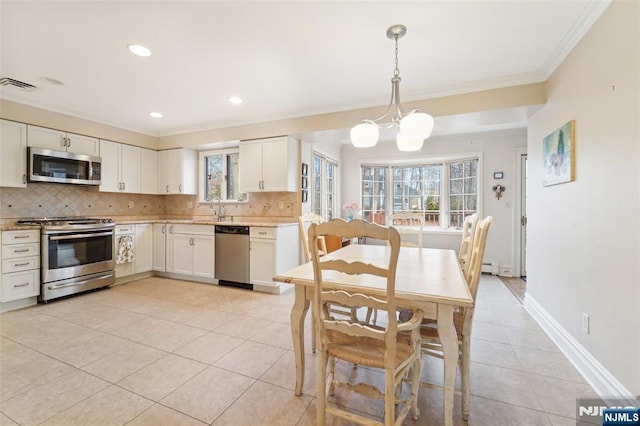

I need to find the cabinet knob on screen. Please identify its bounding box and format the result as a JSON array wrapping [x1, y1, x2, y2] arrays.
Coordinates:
[[166, 185, 169, 193], [169, 225, 174, 234], [162, 225, 165, 234], [179, 184, 182, 193]]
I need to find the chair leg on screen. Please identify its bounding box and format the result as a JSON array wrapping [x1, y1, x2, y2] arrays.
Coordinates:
[[461, 336, 470, 421], [410, 356, 422, 420], [384, 367, 396, 426], [317, 349, 327, 425], [328, 355, 336, 396], [311, 316, 317, 354]]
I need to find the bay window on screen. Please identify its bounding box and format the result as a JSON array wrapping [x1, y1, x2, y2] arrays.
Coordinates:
[[361, 156, 479, 229]]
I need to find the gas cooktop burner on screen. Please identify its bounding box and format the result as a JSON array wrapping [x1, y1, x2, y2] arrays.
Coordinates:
[[17, 217, 114, 226]]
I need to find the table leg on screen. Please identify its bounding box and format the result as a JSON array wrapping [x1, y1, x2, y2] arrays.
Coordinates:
[[291, 285, 310, 396], [437, 304, 457, 426]]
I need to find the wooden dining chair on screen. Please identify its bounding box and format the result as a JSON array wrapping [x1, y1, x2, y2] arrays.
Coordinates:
[[457, 213, 478, 277], [417, 215, 492, 421], [309, 218, 424, 426], [387, 212, 424, 247], [298, 213, 358, 353]]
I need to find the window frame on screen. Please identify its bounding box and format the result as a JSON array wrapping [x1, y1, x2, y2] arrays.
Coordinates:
[[311, 151, 339, 220], [198, 148, 246, 203], [360, 153, 482, 231]]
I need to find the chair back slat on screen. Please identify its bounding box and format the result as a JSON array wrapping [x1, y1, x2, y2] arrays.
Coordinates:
[[461, 215, 492, 336], [319, 259, 388, 278], [387, 212, 424, 247], [309, 219, 401, 348]]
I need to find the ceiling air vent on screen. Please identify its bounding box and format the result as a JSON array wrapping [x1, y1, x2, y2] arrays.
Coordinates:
[[0, 77, 37, 91]]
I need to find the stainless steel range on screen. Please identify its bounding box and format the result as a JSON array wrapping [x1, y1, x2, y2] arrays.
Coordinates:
[[17, 217, 116, 302]]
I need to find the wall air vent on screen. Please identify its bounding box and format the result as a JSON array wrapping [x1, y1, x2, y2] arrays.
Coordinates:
[[0, 77, 37, 91]]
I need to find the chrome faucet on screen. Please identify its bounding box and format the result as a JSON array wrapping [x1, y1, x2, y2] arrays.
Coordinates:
[[213, 196, 225, 220]]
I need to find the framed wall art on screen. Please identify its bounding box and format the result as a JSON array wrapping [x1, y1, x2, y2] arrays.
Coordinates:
[[543, 120, 575, 186]]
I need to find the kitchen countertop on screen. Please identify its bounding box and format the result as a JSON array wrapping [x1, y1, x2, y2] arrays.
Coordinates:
[[1, 218, 297, 230], [114, 219, 297, 228]]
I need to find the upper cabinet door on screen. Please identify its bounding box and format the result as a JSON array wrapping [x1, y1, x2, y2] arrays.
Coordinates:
[[66, 133, 99, 156], [27, 125, 67, 151], [120, 144, 140, 193], [262, 136, 296, 191], [238, 139, 264, 193], [139, 148, 158, 194], [0, 120, 27, 188], [27, 125, 99, 156], [98, 140, 121, 192]]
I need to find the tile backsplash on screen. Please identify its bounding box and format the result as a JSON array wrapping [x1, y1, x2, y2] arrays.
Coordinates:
[[0, 183, 299, 221]]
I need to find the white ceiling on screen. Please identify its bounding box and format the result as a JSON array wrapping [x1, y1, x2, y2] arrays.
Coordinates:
[[0, 1, 609, 140]]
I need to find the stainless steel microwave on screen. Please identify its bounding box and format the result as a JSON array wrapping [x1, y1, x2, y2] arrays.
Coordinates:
[[28, 147, 102, 185]]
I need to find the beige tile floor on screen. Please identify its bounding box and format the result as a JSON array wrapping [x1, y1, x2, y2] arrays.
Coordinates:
[[0, 275, 597, 425]]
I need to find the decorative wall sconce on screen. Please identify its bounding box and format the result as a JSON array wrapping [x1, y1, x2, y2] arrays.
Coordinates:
[[492, 184, 505, 200]]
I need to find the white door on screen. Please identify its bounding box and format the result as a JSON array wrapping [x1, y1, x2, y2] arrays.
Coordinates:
[[66, 133, 99, 156], [153, 223, 166, 272], [0, 120, 27, 188], [520, 154, 528, 279], [27, 125, 66, 151], [249, 238, 275, 286], [239, 140, 263, 192], [192, 235, 215, 278], [134, 224, 153, 273], [99, 140, 120, 192], [120, 144, 140, 193]]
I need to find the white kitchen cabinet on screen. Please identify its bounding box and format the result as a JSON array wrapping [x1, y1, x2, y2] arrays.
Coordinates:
[[166, 224, 215, 279], [114, 225, 135, 277], [114, 223, 153, 278], [134, 224, 153, 274], [0, 120, 27, 188], [1, 229, 40, 306], [249, 225, 299, 294], [27, 125, 99, 156], [139, 148, 158, 194], [239, 136, 298, 192], [99, 140, 140, 193], [153, 223, 167, 272], [158, 149, 197, 194]]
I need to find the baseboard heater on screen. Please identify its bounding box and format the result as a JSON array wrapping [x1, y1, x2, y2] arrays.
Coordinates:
[[218, 280, 253, 290], [481, 262, 499, 275]]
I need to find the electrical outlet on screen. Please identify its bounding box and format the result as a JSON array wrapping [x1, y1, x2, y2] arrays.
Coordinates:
[[187, 201, 193, 209], [582, 313, 590, 334], [128, 201, 134, 209], [278, 200, 284, 209]]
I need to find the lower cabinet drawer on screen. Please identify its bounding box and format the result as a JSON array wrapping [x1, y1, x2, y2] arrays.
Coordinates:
[[2, 243, 39, 259], [1, 269, 39, 302], [2, 256, 40, 273]]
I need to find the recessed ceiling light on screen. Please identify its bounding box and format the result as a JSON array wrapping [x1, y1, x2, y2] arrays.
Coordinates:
[[128, 44, 151, 57], [227, 96, 243, 105], [149, 112, 163, 118]]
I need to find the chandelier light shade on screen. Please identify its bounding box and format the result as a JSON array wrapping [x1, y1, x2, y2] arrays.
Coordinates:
[[350, 122, 379, 148], [396, 132, 424, 152], [350, 24, 434, 151]]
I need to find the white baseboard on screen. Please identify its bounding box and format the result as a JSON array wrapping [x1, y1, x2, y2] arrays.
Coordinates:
[[524, 294, 636, 403]]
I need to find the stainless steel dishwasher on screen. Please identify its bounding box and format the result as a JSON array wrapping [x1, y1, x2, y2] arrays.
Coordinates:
[[215, 225, 251, 289]]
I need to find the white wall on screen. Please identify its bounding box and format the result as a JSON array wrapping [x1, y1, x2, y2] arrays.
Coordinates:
[[527, 0, 639, 394], [340, 129, 527, 271]]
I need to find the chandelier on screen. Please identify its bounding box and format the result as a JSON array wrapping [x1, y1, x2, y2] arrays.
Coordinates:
[[350, 25, 434, 151]]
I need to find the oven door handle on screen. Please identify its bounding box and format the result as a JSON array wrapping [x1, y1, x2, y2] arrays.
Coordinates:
[[48, 274, 113, 290], [49, 231, 114, 241]]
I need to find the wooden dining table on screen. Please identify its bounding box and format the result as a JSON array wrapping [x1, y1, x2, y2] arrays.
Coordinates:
[[273, 244, 473, 426]]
